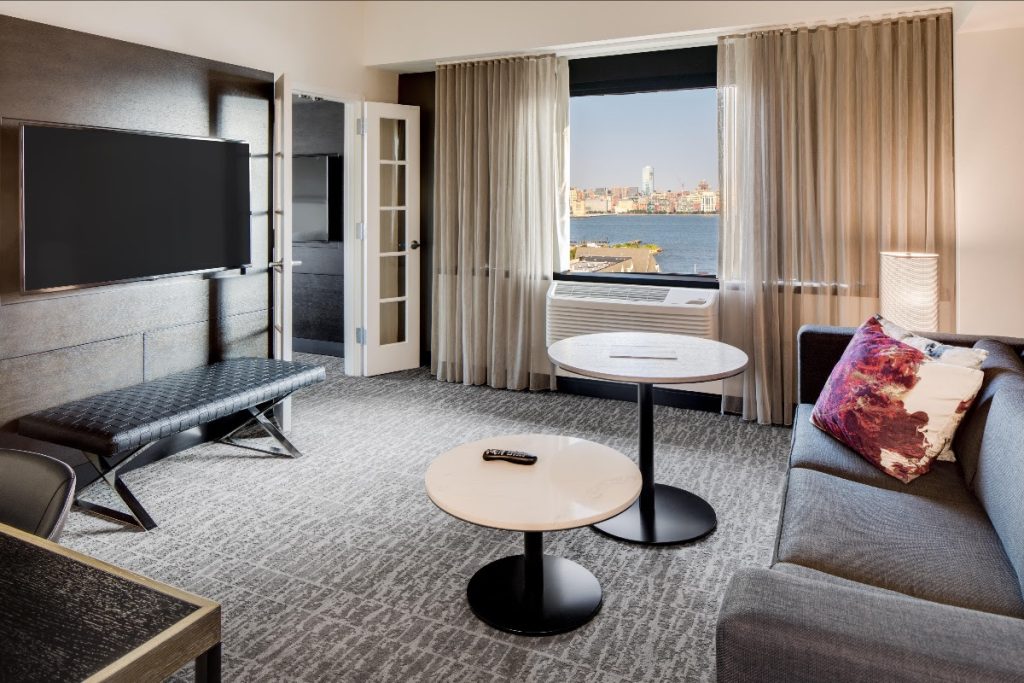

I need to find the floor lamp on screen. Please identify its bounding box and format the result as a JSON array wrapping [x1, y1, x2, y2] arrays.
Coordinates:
[[879, 252, 939, 333]]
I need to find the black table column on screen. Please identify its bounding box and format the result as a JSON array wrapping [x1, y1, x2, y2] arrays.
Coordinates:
[[592, 382, 718, 545]]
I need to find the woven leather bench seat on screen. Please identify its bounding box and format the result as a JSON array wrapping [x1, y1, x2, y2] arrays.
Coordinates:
[[18, 358, 326, 456]]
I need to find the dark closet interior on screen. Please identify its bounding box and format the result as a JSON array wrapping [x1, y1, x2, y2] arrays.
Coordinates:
[[292, 95, 345, 357]]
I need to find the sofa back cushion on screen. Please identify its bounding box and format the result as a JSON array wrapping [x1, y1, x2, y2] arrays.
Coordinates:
[[954, 340, 1024, 486], [973, 384, 1024, 594]]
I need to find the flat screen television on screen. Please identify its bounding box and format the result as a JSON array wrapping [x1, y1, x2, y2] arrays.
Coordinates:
[[20, 123, 251, 292]]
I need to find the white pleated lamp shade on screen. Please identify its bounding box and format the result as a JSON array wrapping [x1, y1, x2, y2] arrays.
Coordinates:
[[879, 252, 939, 332]]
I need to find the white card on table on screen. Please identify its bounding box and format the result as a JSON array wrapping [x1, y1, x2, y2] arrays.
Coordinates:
[[609, 346, 678, 360]]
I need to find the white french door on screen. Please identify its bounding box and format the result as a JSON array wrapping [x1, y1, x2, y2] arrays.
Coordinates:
[[272, 74, 294, 429], [362, 103, 420, 375]]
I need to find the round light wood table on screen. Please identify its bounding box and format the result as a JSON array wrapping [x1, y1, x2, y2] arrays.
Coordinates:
[[426, 433, 641, 636], [548, 332, 748, 545]]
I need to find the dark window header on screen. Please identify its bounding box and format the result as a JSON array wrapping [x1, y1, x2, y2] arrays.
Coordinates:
[[569, 45, 717, 97]]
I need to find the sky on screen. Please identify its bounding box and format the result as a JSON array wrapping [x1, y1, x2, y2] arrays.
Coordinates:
[[570, 87, 718, 191]]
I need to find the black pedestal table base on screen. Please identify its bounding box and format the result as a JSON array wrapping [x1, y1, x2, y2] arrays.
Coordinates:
[[592, 483, 716, 544], [467, 531, 601, 636], [593, 382, 718, 545]]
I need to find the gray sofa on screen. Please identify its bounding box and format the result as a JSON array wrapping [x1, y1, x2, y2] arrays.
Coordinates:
[[716, 325, 1024, 682]]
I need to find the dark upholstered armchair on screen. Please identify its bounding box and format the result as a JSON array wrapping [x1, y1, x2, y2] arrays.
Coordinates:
[[0, 448, 76, 541]]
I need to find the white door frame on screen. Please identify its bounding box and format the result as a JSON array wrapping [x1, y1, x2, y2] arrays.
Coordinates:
[[288, 82, 365, 377], [272, 75, 294, 430]]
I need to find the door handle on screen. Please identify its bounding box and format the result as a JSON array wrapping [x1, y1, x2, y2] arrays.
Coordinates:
[[268, 260, 303, 269], [409, 240, 421, 250]]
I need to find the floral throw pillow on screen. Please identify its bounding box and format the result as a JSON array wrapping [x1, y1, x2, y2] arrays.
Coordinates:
[[811, 316, 985, 483], [873, 315, 987, 461], [874, 315, 987, 370]]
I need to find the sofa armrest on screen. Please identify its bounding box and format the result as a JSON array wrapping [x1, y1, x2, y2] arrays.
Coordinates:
[[796, 325, 856, 405], [717, 568, 1024, 683]]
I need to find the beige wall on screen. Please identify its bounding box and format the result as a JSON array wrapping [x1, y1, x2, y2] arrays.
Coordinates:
[[954, 24, 1024, 336], [363, 0, 949, 68], [3, 0, 1022, 336], [361, 0, 1024, 338], [0, 0, 397, 101]]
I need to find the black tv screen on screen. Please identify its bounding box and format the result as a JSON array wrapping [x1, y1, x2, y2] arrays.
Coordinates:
[[21, 124, 251, 292]]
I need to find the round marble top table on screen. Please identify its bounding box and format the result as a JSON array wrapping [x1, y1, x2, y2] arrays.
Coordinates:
[[426, 434, 641, 636], [548, 332, 748, 545]]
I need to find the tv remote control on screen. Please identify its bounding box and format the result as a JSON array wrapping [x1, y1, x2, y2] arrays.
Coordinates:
[[482, 448, 538, 465]]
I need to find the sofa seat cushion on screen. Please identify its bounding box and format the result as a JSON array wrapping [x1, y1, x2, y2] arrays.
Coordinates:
[[777, 469, 1024, 618], [791, 404, 968, 501]]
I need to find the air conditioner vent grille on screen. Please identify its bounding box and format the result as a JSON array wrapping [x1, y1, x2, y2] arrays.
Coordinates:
[[553, 282, 669, 303]]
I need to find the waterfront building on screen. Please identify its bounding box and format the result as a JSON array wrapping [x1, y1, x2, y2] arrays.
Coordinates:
[[641, 166, 654, 195]]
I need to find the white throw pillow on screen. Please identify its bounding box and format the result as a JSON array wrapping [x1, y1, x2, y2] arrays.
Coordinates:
[[875, 315, 987, 461]]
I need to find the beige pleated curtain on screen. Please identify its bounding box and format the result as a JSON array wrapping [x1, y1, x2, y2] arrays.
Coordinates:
[[718, 11, 955, 425], [432, 55, 570, 390]]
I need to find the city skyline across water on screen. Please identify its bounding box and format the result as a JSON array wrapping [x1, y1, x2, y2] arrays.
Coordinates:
[[571, 175, 720, 216]]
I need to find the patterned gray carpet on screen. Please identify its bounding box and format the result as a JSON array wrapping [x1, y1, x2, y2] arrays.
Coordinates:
[[61, 354, 790, 682]]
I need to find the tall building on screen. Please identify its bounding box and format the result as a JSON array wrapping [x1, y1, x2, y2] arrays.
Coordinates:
[[701, 190, 720, 213], [641, 166, 654, 196]]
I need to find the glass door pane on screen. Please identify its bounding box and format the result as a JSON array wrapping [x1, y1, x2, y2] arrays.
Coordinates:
[[380, 209, 406, 252], [380, 118, 406, 161], [380, 163, 406, 207], [380, 255, 406, 300]]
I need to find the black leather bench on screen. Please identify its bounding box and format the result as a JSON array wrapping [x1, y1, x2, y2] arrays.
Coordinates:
[[18, 358, 326, 530]]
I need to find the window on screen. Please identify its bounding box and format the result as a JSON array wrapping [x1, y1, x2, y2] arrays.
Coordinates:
[[563, 46, 719, 283]]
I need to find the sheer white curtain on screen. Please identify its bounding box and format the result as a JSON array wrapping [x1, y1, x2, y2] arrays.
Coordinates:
[[718, 11, 955, 425], [432, 55, 570, 390]]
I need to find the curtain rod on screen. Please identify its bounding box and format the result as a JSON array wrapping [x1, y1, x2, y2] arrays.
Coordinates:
[[720, 6, 952, 40], [436, 52, 557, 68]]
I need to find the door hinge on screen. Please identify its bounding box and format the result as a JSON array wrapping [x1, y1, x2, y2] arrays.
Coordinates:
[[357, 221, 365, 240], [355, 327, 366, 345], [356, 118, 365, 135]]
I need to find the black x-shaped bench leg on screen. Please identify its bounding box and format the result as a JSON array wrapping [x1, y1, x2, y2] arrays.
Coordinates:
[[217, 398, 303, 458], [75, 447, 158, 531]]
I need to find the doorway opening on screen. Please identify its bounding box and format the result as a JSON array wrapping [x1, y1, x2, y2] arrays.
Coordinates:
[[291, 93, 345, 358]]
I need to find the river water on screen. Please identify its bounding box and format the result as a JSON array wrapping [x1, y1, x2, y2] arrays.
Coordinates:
[[570, 213, 719, 275]]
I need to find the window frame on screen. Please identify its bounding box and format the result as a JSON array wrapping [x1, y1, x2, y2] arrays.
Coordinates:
[[565, 45, 719, 289]]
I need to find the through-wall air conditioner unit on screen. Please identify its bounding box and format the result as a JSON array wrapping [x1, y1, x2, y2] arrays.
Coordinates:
[[545, 281, 721, 394], [546, 282, 719, 345]]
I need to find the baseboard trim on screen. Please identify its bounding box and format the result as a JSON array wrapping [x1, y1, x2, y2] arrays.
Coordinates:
[[294, 338, 344, 357], [556, 376, 722, 413]]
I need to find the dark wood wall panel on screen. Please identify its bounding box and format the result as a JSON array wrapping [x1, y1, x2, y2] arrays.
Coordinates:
[[143, 309, 269, 381], [0, 15, 274, 438], [0, 273, 267, 360], [293, 99, 345, 156], [293, 272, 343, 343], [0, 335, 145, 427]]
